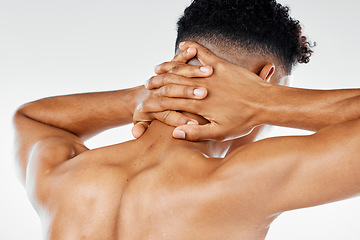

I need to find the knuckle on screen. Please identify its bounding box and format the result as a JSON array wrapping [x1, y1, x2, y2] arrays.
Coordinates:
[[159, 86, 166, 96], [191, 65, 200, 73], [146, 89, 156, 100], [163, 73, 179, 85], [177, 111, 191, 123], [152, 88, 161, 97], [160, 110, 171, 122], [142, 97, 157, 111], [187, 129, 200, 141], [170, 65, 180, 74], [175, 114, 188, 125], [159, 96, 167, 109], [161, 85, 171, 96], [161, 73, 170, 85], [148, 76, 156, 87], [160, 74, 165, 86], [184, 86, 194, 97]]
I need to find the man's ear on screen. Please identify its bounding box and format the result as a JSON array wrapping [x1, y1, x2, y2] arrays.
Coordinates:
[[259, 64, 275, 82]]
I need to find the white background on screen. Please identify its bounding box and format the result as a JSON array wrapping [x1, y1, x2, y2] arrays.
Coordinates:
[[1, 0, 359, 239]]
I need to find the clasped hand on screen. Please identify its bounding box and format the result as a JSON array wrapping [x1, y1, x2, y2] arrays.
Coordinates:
[[132, 42, 270, 141]]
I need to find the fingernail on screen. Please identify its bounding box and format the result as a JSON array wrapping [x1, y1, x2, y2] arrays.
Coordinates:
[[179, 42, 185, 47], [194, 88, 206, 97], [154, 64, 161, 72], [144, 79, 149, 88], [187, 120, 198, 125], [187, 47, 191, 53], [173, 129, 185, 139], [200, 66, 210, 73]]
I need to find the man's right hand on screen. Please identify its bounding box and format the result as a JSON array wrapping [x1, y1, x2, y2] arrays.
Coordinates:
[[138, 42, 272, 141]]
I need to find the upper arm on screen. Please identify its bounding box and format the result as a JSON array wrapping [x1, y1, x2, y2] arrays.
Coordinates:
[[216, 118, 360, 215], [13, 108, 88, 185]]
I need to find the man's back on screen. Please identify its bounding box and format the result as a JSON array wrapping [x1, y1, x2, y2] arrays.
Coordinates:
[[33, 121, 273, 240], [14, 65, 360, 239]]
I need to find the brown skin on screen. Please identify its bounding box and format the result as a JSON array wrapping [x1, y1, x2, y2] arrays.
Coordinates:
[[131, 47, 212, 138], [14, 41, 360, 239], [136, 42, 360, 141]]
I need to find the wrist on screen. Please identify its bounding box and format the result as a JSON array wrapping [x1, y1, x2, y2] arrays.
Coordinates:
[[125, 85, 145, 118], [259, 83, 310, 129], [256, 82, 283, 127]]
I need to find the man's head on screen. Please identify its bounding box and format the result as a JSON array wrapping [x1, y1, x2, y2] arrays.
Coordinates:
[[176, 0, 313, 79]]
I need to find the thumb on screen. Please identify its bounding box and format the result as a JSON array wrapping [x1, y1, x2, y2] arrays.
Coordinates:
[[132, 122, 150, 139], [173, 123, 219, 142]]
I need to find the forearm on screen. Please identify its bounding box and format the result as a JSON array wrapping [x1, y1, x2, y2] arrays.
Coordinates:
[[262, 84, 360, 131], [17, 86, 143, 140]]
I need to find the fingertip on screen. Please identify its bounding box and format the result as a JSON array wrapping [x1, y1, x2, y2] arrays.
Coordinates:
[[179, 41, 187, 51], [173, 129, 186, 139], [154, 64, 161, 74], [179, 41, 197, 51], [200, 66, 213, 75], [187, 120, 199, 125], [186, 47, 197, 57], [132, 126, 142, 139], [132, 122, 148, 139], [193, 88, 207, 99]]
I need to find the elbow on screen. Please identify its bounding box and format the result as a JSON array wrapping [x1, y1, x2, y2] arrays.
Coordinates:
[[13, 102, 38, 130], [13, 104, 29, 137], [13, 103, 29, 124], [12, 104, 33, 186], [14, 102, 32, 119]]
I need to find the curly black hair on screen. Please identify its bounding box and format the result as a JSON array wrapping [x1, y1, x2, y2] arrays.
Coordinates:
[[176, 0, 314, 73]]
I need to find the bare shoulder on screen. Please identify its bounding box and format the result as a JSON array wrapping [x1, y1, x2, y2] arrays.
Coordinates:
[[215, 135, 310, 178], [27, 138, 136, 181], [27, 140, 136, 215], [25, 137, 88, 204], [211, 135, 312, 215], [213, 119, 360, 214]]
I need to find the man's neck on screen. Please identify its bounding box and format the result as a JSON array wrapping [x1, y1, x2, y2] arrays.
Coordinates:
[[136, 119, 264, 159], [136, 120, 219, 158]]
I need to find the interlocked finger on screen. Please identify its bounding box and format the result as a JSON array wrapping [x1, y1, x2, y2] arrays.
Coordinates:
[[154, 62, 181, 75], [172, 46, 197, 63], [154, 47, 197, 75], [169, 64, 212, 78], [146, 73, 201, 90], [154, 84, 207, 99], [153, 111, 198, 127], [153, 62, 212, 80], [173, 123, 221, 142], [140, 97, 200, 114]]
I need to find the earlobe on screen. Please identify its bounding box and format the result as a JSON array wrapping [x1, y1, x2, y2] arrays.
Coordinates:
[[259, 64, 275, 82]]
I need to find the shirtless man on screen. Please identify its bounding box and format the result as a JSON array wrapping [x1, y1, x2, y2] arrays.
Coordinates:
[[13, 0, 360, 239]]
